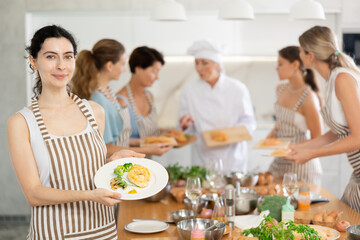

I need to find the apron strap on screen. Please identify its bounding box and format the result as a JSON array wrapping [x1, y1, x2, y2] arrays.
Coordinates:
[[293, 86, 310, 111], [31, 97, 51, 140]]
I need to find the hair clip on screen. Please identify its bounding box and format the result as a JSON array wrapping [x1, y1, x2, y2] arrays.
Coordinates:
[[334, 51, 339, 56]]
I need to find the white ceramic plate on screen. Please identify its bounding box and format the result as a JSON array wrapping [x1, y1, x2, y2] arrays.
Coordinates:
[[309, 225, 340, 240], [294, 192, 322, 201], [94, 157, 168, 200], [125, 220, 169, 233]]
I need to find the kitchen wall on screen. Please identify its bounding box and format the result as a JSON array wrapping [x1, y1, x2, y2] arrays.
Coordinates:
[[0, 0, 356, 216]]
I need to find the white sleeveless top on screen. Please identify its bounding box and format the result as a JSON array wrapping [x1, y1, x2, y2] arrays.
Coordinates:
[[326, 67, 360, 126], [18, 99, 95, 187]]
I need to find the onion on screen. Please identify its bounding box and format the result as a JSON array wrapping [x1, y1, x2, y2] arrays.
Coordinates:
[[200, 208, 213, 219], [175, 179, 186, 187]]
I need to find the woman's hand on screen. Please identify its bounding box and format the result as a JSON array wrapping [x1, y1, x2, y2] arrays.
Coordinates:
[[145, 143, 173, 156], [89, 188, 122, 207], [109, 149, 145, 162], [284, 147, 316, 165], [180, 115, 194, 130]]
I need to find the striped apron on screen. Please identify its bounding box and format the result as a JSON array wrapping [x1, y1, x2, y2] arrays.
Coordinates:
[[28, 94, 117, 240], [321, 85, 360, 212], [126, 84, 159, 137], [268, 84, 322, 185], [97, 87, 132, 147]]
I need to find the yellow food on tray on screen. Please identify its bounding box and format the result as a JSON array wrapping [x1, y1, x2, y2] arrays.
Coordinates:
[[270, 148, 292, 156], [210, 130, 228, 142], [145, 136, 172, 144], [260, 138, 281, 147], [127, 164, 151, 188], [166, 129, 187, 143]]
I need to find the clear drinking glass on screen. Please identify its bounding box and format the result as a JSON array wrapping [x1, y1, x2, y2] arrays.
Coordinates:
[[282, 173, 298, 200], [212, 194, 226, 223], [185, 177, 202, 205], [206, 158, 226, 191]]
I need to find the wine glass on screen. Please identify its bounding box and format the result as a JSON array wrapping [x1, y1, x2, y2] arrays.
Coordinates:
[[206, 158, 226, 191], [282, 173, 298, 200], [185, 177, 202, 210]]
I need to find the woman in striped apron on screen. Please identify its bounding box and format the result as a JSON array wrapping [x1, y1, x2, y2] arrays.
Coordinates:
[[287, 26, 360, 212], [117, 46, 173, 156], [71, 39, 133, 157], [268, 46, 323, 185], [7, 25, 143, 239]]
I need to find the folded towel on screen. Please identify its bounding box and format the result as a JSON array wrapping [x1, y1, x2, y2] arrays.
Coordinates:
[[233, 210, 270, 230]]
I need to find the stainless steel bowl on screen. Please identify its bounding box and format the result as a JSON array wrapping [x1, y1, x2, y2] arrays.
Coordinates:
[[143, 182, 171, 202], [228, 172, 259, 187], [347, 225, 360, 240], [235, 187, 259, 215], [177, 218, 225, 240], [184, 198, 207, 213], [200, 193, 218, 210], [171, 209, 197, 224]]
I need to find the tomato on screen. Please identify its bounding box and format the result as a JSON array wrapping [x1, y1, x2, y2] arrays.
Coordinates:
[[335, 220, 350, 232]]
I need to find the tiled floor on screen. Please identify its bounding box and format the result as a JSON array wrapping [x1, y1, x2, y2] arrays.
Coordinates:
[[0, 223, 28, 240]]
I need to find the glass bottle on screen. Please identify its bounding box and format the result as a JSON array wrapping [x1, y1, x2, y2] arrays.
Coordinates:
[[298, 182, 310, 211]]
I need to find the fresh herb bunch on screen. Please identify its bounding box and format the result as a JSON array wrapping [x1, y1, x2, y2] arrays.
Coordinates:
[[167, 163, 206, 183], [242, 216, 321, 240]]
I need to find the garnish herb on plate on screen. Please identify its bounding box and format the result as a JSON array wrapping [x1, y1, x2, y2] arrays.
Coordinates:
[[110, 163, 133, 190]]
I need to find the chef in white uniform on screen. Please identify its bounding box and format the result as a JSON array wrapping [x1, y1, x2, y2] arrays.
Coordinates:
[[179, 39, 256, 173]]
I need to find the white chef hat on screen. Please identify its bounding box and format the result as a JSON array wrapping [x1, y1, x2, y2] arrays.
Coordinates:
[[187, 39, 226, 64]]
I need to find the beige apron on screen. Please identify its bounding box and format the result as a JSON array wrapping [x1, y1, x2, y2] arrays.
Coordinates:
[[268, 84, 322, 185], [125, 84, 159, 138], [97, 87, 132, 147], [28, 93, 117, 239], [321, 78, 360, 212]]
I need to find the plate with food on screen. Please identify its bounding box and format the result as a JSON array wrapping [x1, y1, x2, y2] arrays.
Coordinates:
[[165, 129, 198, 148], [263, 148, 292, 157], [202, 126, 252, 147], [94, 157, 169, 200], [140, 136, 178, 147], [253, 138, 291, 149], [305, 225, 340, 240]]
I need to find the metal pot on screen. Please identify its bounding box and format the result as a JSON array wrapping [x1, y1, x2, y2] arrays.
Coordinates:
[[143, 182, 171, 202], [235, 188, 259, 215]]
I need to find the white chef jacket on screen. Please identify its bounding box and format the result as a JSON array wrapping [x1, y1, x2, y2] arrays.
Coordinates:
[[179, 73, 256, 173]]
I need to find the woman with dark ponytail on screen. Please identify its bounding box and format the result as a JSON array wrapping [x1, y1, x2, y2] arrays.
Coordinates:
[[7, 25, 143, 239], [267, 46, 323, 185], [286, 26, 360, 212]]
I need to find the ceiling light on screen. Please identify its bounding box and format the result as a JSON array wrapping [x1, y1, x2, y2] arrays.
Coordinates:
[[219, 0, 255, 20], [152, 0, 187, 21], [290, 0, 325, 20]]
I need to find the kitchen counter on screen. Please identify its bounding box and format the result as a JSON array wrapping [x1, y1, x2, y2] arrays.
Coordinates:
[[117, 184, 360, 240]]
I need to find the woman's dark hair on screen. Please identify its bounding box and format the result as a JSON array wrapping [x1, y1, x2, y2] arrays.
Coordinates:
[[279, 46, 319, 93], [71, 39, 125, 99], [129, 46, 165, 74], [26, 25, 77, 97]]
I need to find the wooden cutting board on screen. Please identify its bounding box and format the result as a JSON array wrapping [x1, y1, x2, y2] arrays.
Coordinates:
[[202, 126, 252, 147], [140, 137, 178, 147], [174, 135, 198, 148], [253, 138, 291, 149]]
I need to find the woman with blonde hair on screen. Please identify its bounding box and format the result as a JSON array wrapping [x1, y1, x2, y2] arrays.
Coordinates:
[[286, 26, 360, 212], [267, 46, 323, 185], [72, 40, 171, 157]]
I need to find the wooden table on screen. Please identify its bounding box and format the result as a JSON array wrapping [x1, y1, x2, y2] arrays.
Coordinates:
[[117, 184, 360, 240]]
